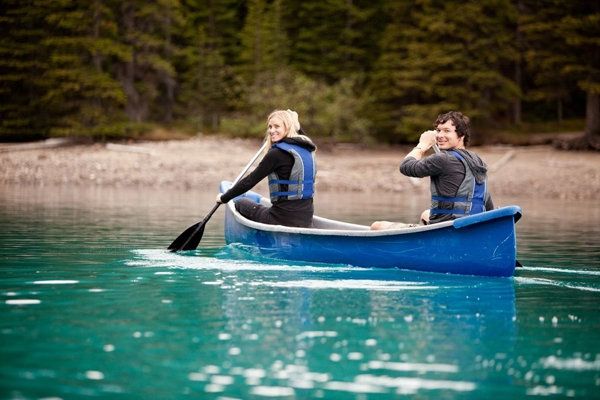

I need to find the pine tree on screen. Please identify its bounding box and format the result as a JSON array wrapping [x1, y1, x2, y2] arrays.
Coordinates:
[[238, 0, 288, 86], [521, 0, 600, 149], [365, 0, 427, 142], [288, 0, 384, 83], [40, 0, 129, 138], [177, 0, 241, 130], [116, 0, 182, 125], [368, 0, 519, 142], [0, 0, 49, 140]]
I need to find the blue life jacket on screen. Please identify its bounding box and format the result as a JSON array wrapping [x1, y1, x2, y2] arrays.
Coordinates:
[[268, 142, 316, 202], [430, 150, 487, 218]]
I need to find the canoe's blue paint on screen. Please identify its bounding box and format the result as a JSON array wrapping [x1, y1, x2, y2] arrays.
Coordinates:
[[220, 181, 521, 277]]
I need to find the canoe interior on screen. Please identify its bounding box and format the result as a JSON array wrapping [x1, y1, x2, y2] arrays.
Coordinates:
[[220, 181, 462, 236]]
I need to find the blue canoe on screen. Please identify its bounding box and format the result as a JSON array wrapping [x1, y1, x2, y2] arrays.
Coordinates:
[[220, 181, 521, 277]]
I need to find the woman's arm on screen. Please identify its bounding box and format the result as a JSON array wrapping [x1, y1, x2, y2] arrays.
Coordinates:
[[220, 149, 280, 203]]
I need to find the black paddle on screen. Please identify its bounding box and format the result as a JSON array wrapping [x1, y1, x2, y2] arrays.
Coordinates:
[[168, 142, 268, 252], [167, 203, 221, 251]]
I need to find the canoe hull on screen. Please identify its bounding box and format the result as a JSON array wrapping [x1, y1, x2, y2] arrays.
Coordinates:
[[221, 183, 521, 277]]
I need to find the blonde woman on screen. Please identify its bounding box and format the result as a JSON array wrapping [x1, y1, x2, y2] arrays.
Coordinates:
[[217, 109, 317, 227]]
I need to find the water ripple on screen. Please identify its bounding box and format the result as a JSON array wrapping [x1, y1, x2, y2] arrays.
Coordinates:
[[520, 266, 600, 276], [515, 277, 600, 293], [249, 279, 438, 291], [129, 249, 361, 273], [367, 360, 459, 373]]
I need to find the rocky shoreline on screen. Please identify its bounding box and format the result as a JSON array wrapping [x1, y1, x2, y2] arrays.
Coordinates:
[[1, 137, 599, 201]]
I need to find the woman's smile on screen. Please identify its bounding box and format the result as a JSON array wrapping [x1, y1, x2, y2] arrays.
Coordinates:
[[268, 116, 286, 142]]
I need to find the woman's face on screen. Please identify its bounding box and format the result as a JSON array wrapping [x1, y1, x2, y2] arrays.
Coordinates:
[[268, 116, 287, 143]]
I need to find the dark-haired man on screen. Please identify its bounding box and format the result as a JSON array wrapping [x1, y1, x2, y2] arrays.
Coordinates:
[[371, 111, 494, 229]]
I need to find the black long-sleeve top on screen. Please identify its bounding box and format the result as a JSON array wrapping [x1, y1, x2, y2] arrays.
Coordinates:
[[221, 137, 316, 226]]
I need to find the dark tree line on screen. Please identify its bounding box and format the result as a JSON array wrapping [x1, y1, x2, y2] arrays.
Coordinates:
[[1, 0, 598, 148]]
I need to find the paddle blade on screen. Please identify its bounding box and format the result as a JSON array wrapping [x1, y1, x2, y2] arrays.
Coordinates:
[[168, 203, 221, 252], [167, 222, 206, 252]]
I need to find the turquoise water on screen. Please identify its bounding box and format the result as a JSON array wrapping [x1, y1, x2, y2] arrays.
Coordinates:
[[1, 186, 599, 399]]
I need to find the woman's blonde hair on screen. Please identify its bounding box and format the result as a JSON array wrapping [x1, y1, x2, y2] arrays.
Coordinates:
[[264, 109, 301, 148]]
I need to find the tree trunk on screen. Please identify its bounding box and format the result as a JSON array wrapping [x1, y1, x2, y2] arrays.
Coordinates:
[[557, 98, 563, 125], [513, 0, 523, 125], [119, 3, 146, 123], [585, 91, 600, 149], [120, 57, 143, 123], [513, 61, 522, 125], [554, 91, 600, 151], [92, 0, 102, 72], [162, 14, 174, 123]]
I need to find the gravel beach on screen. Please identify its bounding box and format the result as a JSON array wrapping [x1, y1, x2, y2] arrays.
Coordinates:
[[1, 136, 599, 201]]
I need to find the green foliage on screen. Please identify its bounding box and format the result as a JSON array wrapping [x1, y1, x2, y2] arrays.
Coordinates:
[[176, 0, 240, 131], [368, 0, 520, 142], [521, 0, 600, 106], [0, 0, 596, 143], [117, 0, 185, 124], [0, 0, 50, 140], [520, 0, 600, 142], [223, 69, 371, 142], [238, 0, 289, 81], [40, 0, 129, 137], [523, 1, 599, 89], [288, 0, 384, 83]]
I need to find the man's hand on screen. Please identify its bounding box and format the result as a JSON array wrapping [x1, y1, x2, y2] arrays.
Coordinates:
[[405, 130, 437, 160], [417, 130, 437, 151]]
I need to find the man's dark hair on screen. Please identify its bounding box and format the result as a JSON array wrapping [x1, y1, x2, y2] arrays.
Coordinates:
[[435, 111, 471, 146]]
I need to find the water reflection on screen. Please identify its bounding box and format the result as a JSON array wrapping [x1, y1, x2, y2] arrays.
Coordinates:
[[127, 246, 517, 396]]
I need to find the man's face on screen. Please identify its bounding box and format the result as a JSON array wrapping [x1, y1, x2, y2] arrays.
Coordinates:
[[435, 120, 464, 150]]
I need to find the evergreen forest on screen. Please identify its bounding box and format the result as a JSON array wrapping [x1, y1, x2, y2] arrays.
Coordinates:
[[1, 0, 599, 148]]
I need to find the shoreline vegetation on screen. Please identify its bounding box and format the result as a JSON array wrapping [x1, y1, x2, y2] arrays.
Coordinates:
[[1, 136, 598, 201], [3, 2, 599, 151]]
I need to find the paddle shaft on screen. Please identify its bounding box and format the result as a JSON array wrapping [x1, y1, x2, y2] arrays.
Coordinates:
[[210, 141, 269, 218], [168, 141, 268, 251], [201, 140, 269, 226], [199, 141, 268, 232], [232, 141, 269, 186]]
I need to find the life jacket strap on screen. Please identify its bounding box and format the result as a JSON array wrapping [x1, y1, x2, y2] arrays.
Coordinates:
[[271, 189, 314, 197], [268, 179, 314, 185], [432, 195, 468, 203], [430, 208, 467, 215]]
